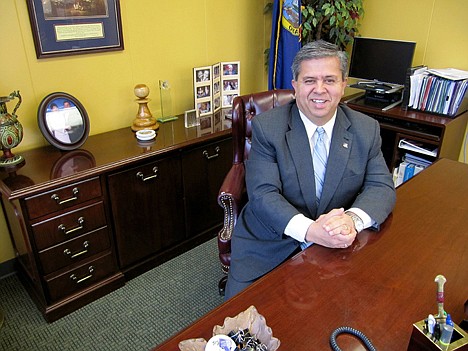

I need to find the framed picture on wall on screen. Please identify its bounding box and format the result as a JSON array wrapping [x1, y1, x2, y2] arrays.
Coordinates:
[[26, 0, 124, 58]]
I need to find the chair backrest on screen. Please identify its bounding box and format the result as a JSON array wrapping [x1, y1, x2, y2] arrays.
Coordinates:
[[231, 89, 295, 164]]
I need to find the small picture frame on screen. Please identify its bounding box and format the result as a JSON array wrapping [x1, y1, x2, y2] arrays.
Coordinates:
[[184, 109, 199, 128], [222, 79, 239, 92], [194, 66, 212, 83], [196, 100, 212, 116], [221, 61, 240, 108], [213, 96, 221, 111], [222, 62, 239, 76], [196, 85, 211, 99]]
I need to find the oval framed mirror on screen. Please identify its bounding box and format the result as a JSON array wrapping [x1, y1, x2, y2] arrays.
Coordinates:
[[38, 92, 90, 150]]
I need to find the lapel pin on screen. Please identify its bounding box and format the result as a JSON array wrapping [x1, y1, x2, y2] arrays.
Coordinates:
[[343, 143, 349, 148]]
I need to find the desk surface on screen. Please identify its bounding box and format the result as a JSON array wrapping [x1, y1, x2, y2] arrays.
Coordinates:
[[153, 158, 468, 351], [0, 114, 231, 199]]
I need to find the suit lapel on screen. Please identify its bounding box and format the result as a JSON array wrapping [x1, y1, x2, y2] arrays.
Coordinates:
[[285, 104, 317, 216], [318, 107, 353, 213]]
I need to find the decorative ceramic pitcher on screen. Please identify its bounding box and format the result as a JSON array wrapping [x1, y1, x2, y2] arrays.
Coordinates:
[[0, 90, 24, 168]]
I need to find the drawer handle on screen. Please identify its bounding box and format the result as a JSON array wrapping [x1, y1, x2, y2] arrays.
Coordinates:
[[63, 241, 89, 259], [51, 187, 79, 205], [58, 217, 85, 235], [70, 266, 94, 284], [203, 146, 220, 160], [136, 166, 158, 181]]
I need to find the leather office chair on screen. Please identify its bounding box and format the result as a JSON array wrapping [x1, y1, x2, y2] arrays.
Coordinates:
[[217, 89, 295, 295]]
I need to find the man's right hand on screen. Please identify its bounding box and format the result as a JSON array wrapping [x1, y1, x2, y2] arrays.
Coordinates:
[[305, 208, 356, 249]]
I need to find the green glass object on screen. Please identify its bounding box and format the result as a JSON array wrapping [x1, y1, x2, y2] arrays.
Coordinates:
[[159, 80, 174, 119], [0, 90, 24, 168]]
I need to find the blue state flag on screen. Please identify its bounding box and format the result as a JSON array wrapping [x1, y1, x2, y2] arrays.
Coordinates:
[[268, 0, 301, 90]]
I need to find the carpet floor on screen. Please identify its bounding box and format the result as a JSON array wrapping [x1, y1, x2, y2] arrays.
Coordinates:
[[0, 238, 225, 351]]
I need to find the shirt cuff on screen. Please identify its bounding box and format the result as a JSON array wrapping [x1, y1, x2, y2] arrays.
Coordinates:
[[347, 207, 376, 230], [284, 214, 314, 242]]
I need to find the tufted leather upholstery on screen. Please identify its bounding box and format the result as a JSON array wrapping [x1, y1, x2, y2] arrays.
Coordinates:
[[216, 89, 295, 295]]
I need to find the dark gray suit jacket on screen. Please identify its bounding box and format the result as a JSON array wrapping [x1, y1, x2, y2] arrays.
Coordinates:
[[229, 101, 396, 282]]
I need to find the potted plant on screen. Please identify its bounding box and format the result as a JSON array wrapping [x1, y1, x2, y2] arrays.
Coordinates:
[[301, 0, 364, 50]]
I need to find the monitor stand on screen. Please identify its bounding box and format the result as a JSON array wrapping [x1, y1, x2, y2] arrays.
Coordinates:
[[346, 81, 404, 111]]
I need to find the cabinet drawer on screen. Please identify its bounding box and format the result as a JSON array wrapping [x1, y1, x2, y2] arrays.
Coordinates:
[[25, 177, 102, 220], [32, 201, 107, 250], [39, 227, 111, 275], [45, 253, 117, 302]]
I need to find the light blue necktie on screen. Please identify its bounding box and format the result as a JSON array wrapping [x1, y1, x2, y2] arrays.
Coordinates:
[[301, 127, 328, 250], [313, 127, 328, 205]]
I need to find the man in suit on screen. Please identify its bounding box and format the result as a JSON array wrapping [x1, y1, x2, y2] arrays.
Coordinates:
[[225, 40, 396, 299]]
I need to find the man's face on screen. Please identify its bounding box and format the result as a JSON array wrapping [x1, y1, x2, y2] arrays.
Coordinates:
[[292, 57, 347, 125]]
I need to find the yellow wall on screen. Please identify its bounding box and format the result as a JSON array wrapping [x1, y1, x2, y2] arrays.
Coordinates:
[[1, 0, 467, 265]]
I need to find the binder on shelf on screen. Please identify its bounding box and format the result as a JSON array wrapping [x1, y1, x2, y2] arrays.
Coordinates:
[[401, 66, 425, 110], [398, 139, 438, 157], [394, 159, 427, 187], [408, 67, 468, 117]]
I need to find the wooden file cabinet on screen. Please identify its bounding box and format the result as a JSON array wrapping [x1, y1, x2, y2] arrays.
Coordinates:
[[0, 115, 232, 321], [2, 176, 124, 322]]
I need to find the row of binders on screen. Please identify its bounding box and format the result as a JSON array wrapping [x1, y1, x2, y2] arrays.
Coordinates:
[[394, 152, 433, 187], [406, 67, 468, 117]]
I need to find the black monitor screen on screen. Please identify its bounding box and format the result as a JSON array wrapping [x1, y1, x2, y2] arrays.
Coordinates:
[[348, 37, 416, 86]]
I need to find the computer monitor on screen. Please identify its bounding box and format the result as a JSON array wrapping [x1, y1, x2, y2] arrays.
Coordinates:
[[348, 37, 416, 87]]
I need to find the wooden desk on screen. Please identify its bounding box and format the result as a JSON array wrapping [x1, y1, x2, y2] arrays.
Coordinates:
[[153, 158, 468, 351]]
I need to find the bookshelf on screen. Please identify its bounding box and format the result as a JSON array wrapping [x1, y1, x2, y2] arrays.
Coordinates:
[[345, 97, 468, 185]]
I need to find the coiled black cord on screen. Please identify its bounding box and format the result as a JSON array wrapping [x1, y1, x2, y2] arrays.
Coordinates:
[[330, 326, 377, 351]]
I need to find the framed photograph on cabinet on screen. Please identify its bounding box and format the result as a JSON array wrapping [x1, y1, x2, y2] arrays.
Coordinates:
[[37, 92, 90, 150], [26, 0, 124, 59]]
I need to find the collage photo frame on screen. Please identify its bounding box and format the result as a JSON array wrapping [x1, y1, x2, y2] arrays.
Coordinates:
[[192, 61, 240, 129]]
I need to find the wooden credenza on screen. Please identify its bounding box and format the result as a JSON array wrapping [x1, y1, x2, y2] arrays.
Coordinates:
[[0, 116, 232, 322]]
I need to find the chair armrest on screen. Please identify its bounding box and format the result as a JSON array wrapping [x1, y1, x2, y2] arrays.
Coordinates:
[[217, 163, 246, 273]]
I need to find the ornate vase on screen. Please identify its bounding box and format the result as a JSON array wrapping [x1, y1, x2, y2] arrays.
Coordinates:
[[0, 91, 24, 168]]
